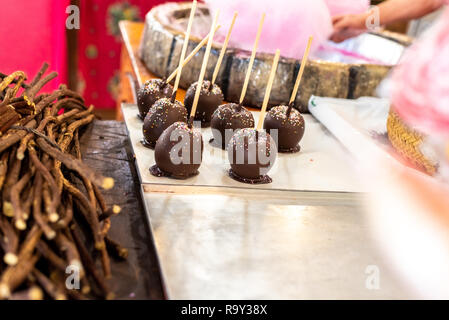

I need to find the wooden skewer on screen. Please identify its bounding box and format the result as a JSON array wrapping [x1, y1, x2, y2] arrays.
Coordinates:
[[166, 24, 221, 84], [257, 49, 281, 130], [189, 10, 220, 122], [211, 11, 238, 86], [288, 36, 313, 105], [172, 0, 197, 94], [239, 13, 265, 105]]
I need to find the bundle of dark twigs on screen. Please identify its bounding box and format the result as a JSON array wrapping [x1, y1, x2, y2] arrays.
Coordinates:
[[0, 63, 126, 300]]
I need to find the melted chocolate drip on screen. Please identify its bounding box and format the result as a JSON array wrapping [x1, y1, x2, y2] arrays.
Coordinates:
[[228, 169, 272, 185], [150, 165, 199, 180]]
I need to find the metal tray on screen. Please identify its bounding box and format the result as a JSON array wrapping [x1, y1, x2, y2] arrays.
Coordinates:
[[140, 184, 408, 299], [122, 103, 365, 193]]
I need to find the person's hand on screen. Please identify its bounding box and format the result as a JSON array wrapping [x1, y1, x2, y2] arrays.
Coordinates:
[[330, 13, 368, 43]]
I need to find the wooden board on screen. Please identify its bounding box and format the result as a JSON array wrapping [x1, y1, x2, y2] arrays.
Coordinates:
[[80, 120, 164, 299]]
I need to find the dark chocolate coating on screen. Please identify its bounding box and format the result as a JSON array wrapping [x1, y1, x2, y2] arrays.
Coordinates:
[[210, 103, 255, 149], [184, 80, 224, 126], [227, 128, 277, 181], [137, 79, 173, 119], [263, 105, 305, 152], [154, 122, 203, 178], [142, 98, 187, 147]]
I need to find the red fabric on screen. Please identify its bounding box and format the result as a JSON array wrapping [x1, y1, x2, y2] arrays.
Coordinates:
[[0, 0, 68, 90], [78, 0, 182, 109]]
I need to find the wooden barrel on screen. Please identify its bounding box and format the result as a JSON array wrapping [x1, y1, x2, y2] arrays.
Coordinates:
[[139, 2, 408, 112]]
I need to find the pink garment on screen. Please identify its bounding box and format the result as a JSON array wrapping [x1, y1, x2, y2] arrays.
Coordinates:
[[204, 0, 333, 59], [323, 0, 370, 16], [0, 0, 68, 90], [391, 8, 449, 136]]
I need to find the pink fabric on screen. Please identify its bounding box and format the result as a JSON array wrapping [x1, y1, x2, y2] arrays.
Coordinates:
[[0, 0, 68, 90], [391, 8, 449, 136]]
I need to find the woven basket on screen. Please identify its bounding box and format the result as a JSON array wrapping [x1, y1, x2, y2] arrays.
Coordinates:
[[387, 109, 437, 175]]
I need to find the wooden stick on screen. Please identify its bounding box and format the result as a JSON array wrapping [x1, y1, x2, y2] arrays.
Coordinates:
[[99, 205, 121, 221], [105, 236, 128, 260], [36, 241, 68, 272], [189, 10, 220, 121], [211, 11, 238, 85], [33, 269, 67, 300], [257, 49, 281, 130], [9, 286, 43, 300], [70, 225, 112, 299], [0, 255, 39, 299], [288, 36, 313, 105], [0, 216, 19, 266], [36, 137, 114, 190], [0, 71, 26, 92], [29, 62, 49, 87], [172, 0, 197, 94], [166, 24, 221, 84], [239, 13, 265, 105]]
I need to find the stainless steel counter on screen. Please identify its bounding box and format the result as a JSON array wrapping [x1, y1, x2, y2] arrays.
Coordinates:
[[141, 185, 409, 299], [123, 103, 409, 299]]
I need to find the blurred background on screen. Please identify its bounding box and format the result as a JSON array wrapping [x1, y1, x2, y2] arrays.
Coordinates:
[[0, 0, 443, 120], [0, 0, 183, 118]]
